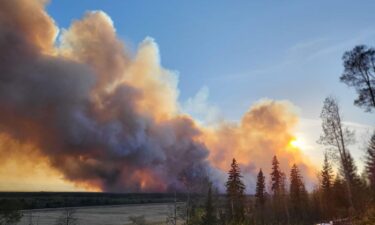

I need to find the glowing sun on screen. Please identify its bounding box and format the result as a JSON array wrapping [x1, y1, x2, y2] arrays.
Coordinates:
[[289, 137, 305, 149]]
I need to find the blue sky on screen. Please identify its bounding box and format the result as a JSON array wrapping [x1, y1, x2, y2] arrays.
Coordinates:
[[47, 1, 375, 167]]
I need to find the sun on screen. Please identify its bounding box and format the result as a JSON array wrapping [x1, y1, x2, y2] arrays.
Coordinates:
[[289, 137, 305, 149]]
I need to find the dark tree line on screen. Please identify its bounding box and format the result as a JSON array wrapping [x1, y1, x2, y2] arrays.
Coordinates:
[[193, 142, 375, 225]]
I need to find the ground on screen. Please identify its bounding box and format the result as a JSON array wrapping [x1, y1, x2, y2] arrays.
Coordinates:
[[18, 203, 186, 225]]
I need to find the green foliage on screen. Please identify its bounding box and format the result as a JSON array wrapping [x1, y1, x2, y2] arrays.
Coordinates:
[[187, 207, 205, 225]]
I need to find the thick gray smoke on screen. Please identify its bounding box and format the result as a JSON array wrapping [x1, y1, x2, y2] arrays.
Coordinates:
[[0, 0, 317, 193], [0, 0, 211, 192]]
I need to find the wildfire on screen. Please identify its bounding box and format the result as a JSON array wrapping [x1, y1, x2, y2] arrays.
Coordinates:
[[0, 0, 317, 192]]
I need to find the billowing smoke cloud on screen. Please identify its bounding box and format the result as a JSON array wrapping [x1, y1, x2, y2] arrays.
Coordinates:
[[202, 100, 316, 191], [0, 0, 316, 193], [0, 0, 209, 192]]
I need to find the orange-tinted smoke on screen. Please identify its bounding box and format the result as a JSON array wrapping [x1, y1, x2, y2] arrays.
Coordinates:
[[202, 100, 317, 191], [0, 0, 316, 193]]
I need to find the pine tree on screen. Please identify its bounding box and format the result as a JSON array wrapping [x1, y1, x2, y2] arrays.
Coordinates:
[[271, 156, 282, 195], [320, 153, 334, 219], [366, 132, 375, 196], [255, 169, 266, 225], [289, 164, 307, 222], [226, 158, 245, 223], [202, 184, 216, 225], [270, 156, 289, 224]]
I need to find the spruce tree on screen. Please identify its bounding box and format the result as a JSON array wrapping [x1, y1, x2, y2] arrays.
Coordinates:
[[340, 153, 361, 192], [202, 184, 216, 225], [271, 156, 282, 195], [366, 132, 375, 196], [226, 158, 245, 223], [255, 169, 266, 225], [290, 164, 304, 221], [341, 152, 367, 211], [320, 153, 334, 219], [270, 156, 288, 224], [289, 164, 309, 224]]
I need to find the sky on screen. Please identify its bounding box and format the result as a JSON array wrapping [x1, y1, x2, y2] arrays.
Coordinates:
[[46, 0, 375, 169]]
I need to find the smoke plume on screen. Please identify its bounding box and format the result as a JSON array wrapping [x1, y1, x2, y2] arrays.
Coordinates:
[[202, 100, 316, 191], [0, 0, 316, 192]]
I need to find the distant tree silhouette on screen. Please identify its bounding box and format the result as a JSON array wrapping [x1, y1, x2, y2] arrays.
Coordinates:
[[318, 96, 356, 215], [255, 169, 266, 225], [320, 153, 334, 219], [225, 158, 245, 223], [341, 45, 375, 112], [289, 164, 308, 223], [270, 156, 289, 224], [366, 132, 375, 197], [201, 184, 216, 225], [270, 156, 282, 195]]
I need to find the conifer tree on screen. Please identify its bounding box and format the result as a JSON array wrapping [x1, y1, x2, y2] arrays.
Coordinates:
[[226, 158, 245, 223], [341, 152, 367, 211], [320, 153, 334, 219], [255, 169, 266, 225], [202, 184, 216, 225], [289, 164, 308, 222], [366, 132, 375, 196], [340, 153, 361, 192], [271, 156, 282, 195], [270, 156, 289, 224]]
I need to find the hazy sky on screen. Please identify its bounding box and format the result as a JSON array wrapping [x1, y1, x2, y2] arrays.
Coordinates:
[[47, 1, 375, 169]]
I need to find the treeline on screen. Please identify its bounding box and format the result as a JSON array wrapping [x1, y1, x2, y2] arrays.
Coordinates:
[[191, 45, 375, 225], [192, 148, 374, 225], [0, 192, 189, 210]]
